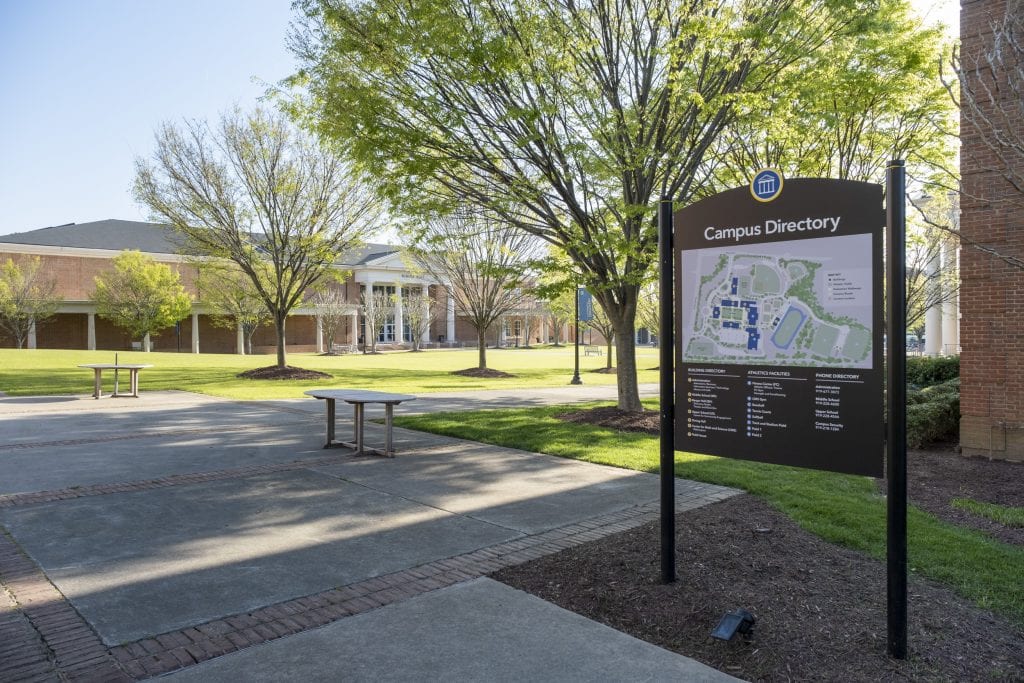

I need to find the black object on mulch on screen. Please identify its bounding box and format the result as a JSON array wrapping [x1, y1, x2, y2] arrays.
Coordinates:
[[494, 494, 1024, 681], [237, 366, 333, 380], [452, 368, 515, 378]]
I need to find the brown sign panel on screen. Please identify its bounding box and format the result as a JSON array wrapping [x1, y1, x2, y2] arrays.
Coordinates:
[[674, 178, 884, 477]]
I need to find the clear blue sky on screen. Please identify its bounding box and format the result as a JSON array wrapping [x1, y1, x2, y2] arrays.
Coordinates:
[[0, 0, 297, 236], [0, 0, 957, 238]]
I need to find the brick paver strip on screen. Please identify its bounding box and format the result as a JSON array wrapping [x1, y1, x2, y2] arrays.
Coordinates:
[[0, 452, 737, 679], [0, 532, 129, 681]]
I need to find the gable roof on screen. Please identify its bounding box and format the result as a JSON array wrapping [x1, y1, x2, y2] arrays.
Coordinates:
[[0, 220, 401, 265]]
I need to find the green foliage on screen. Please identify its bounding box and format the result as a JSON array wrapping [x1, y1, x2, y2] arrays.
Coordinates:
[[394, 401, 1024, 625], [906, 378, 960, 448], [906, 354, 960, 387], [0, 257, 62, 348], [91, 251, 192, 342], [952, 498, 1024, 528], [289, 0, 884, 410]]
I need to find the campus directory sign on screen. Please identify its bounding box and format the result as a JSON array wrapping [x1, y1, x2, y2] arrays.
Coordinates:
[[673, 174, 885, 476]]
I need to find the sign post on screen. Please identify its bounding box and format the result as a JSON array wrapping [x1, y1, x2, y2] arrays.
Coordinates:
[[659, 197, 676, 583], [885, 160, 908, 659]]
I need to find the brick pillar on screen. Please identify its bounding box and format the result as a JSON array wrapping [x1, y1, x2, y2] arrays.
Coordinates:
[[959, 0, 1024, 460]]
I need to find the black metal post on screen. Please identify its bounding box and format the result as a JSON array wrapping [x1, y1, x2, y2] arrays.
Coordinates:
[[571, 286, 582, 385], [885, 160, 908, 659], [659, 197, 676, 583]]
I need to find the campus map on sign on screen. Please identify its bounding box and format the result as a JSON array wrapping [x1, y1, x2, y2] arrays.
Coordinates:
[[681, 233, 873, 369]]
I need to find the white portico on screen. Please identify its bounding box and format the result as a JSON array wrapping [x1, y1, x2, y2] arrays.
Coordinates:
[[352, 250, 454, 347]]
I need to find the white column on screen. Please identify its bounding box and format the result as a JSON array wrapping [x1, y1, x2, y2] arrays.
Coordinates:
[[393, 283, 404, 343], [924, 250, 942, 355], [316, 315, 324, 353], [143, 332, 151, 353], [364, 281, 375, 348], [349, 311, 358, 346], [28, 320, 37, 349], [87, 313, 96, 350], [942, 241, 959, 355], [236, 322, 245, 355], [191, 313, 200, 354], [445, 286, 456, 342]]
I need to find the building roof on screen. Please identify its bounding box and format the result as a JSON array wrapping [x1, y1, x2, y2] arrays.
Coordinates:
[[0, 219, 401, 265], [0, 219, 186, 254]]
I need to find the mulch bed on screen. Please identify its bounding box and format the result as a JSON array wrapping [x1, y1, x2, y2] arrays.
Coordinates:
[[494, 494, 1024, 681], [518, 406, 1024, 680], [452, 368, 515, 378], [557, 406, 659, 433], [903, 445, 1024, 546], [590, 367, 617, 374], [236, 365, 333, 380]]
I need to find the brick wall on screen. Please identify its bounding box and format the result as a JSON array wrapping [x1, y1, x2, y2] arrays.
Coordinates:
[[959, 0, 1024, 459]]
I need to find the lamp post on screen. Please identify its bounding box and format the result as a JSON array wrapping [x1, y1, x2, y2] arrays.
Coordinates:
[[570, 285, 582, 385]]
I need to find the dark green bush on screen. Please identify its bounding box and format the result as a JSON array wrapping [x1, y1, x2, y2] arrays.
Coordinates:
[[906, 378, 960, 448], [906, 355, 960, 387]]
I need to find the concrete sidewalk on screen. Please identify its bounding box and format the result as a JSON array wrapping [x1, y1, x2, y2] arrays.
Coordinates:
[[0, 388, 738, 682]]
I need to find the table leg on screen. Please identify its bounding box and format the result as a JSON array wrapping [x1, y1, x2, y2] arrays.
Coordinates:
[[355, 403, 365, 454], [113, 368, 120, 396], [131, 369, 139, 397], [385, 403, 395, 457], [93, 369, 102, 399], [325, 398, 335, 448]]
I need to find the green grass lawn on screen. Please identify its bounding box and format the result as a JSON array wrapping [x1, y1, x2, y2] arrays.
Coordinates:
[[393, 401, 1024, 626], [0, 346, 660, 399]]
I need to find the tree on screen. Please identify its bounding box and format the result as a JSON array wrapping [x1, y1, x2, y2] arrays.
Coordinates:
[[585, 301, 616, 370], [405, 213, 539, 370], [636, 281, 660, 342], [404, 292, 435, 351], [91, 251, 192, 350], [905, 214, 959, 334], [310, 287, 351, 353], [544, 293, 573, 347], [196, 261, 272, 354], [291, 0, 877, 410], [0, 257, 62, 349], [361, 288, 393, 353], [133, 108, 379, 369], [718, 0, 954, 187]]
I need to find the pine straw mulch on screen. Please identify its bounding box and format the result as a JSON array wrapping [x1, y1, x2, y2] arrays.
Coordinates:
[[236, 366, 333, 380], [507, 405, 1024, 681]]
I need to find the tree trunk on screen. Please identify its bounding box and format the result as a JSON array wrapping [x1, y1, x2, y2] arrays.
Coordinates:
[[606, 335, 614, 370], [275, 313, 287, 367], [477, 329, 487, 368], [612, 318, 641, 411]]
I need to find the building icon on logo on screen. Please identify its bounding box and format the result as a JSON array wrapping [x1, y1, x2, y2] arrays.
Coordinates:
[[751, 169, 783, 202]]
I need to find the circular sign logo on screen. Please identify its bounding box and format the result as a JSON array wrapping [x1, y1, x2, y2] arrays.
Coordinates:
[[751, 169, 784, 202]]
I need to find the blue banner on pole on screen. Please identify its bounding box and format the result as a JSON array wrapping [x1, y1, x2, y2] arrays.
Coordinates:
[[578, 288, 594, 322]]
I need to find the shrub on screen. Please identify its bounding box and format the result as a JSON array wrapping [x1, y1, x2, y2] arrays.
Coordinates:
[[906, 355, 959, 387], [906, 378, 960, 448]]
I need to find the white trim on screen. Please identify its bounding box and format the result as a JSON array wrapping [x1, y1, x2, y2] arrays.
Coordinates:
[[0, 242, 194, 263]]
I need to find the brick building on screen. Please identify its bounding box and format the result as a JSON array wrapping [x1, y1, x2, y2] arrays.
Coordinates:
[[0, 220, 460, 354], [958, 0, 1024, 459]]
